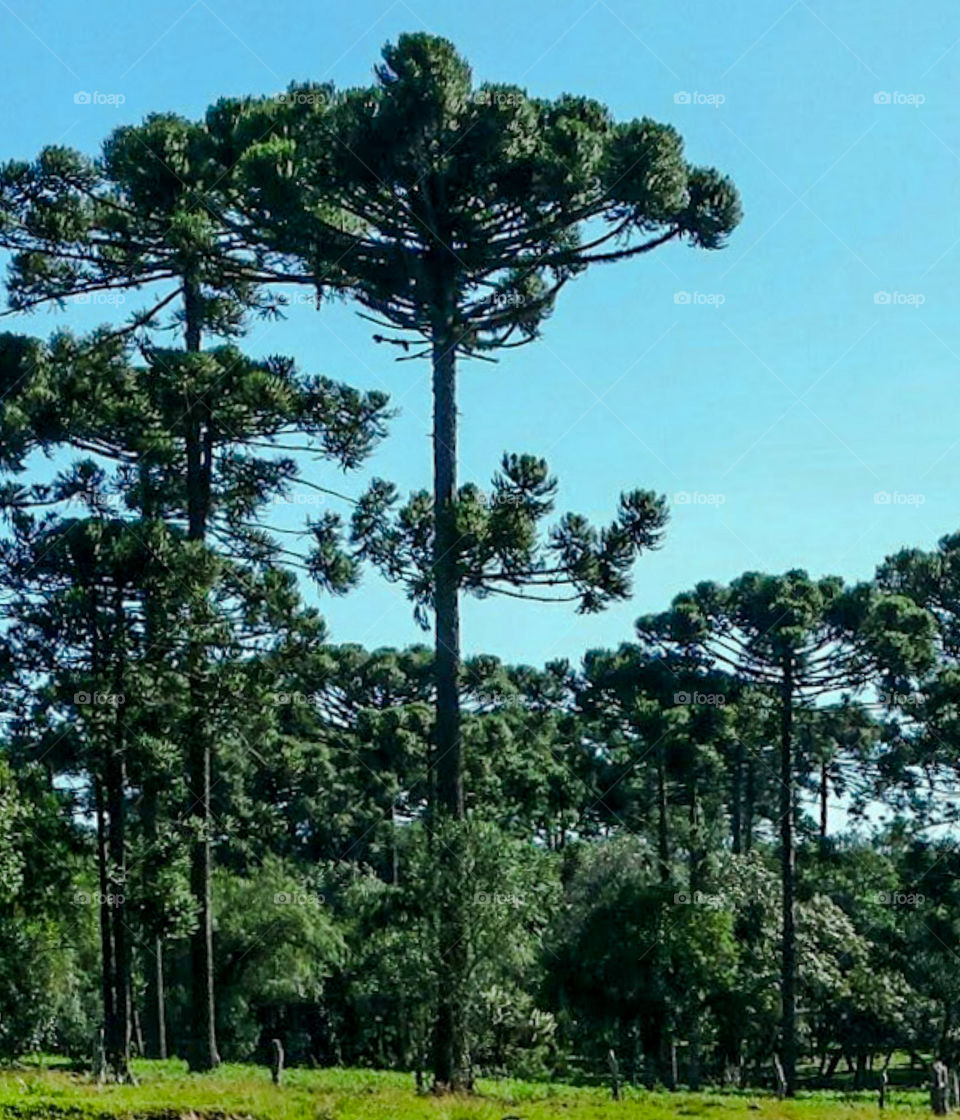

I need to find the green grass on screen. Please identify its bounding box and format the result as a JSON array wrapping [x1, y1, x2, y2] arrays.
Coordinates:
[[0, 1060, 931, 1120]]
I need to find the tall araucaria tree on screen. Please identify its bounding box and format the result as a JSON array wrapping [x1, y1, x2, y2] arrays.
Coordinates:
[[636, 571, 934, 1095], [203, 34, 741, 1088], [0, 325, 390, 1071]]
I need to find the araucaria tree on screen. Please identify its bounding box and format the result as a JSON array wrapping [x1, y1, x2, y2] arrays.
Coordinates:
[[637, 571, 934, 1095], [209, 34, 742, 1088]]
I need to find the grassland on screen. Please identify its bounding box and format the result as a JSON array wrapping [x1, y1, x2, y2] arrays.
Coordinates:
[[0, 1060, 931, 1120]]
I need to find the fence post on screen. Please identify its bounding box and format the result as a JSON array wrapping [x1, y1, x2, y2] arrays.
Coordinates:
[[270, 1038, 284, 1086], [931, 1061, 948, 1115], [772, 1054, 787, 1100], [92, 1026, 106, 1083], [607, 1048, 620, 1101]]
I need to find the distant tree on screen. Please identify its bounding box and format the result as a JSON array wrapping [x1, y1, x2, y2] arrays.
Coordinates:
[[637, 571, 934, 1095]]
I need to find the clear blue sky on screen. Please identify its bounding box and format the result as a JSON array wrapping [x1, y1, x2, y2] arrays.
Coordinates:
[[3, 0, 959, 667]]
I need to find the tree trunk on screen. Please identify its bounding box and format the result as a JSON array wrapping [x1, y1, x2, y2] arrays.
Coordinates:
[[779, 658, 797, 1097], [104, 730, 130, 1078], [656, 740, 670, 883], [103, 589, 131, 1080], [183, 275, 220, 1073], [744, 754, 755, 853], [144, 936, 167, 1059], [819, 761, 829, 841], [429, 312, 468, 1091], [138, 467, 169, 1062], [141, 773, 168, 1060], [731, 739, 743, 854], [687, 771, 702, 1090], [94, 777, 116, 1067]]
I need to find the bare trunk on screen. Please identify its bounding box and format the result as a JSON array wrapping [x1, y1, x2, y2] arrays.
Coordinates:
[[183, 276, 219, 1072], [656, 741, 670, 883], [104, 736, 130, 1078], [429, 312, 468, 1091], [731, 740, 743, 854], [819, 761, 828, 841], [780, 658, 797, 1097], [94, 778, 116, 1062]]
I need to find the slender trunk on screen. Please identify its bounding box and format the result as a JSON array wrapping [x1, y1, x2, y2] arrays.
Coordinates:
[[731, 740, 743, 854], [389, 801, 399, 886], [429, 311, 468, 1091], [141, 767, 168, 1060], [744, 754, 755, 853], [140, 472, 168, 1062], [103, 589, 131, 1080], [687, 771, 702, 1090], [819, 761, 828, 841], [183, 275, 220, 1072], [656, 741, 670, 883], [94, 777, 116, 1061], [780, 659, 797, 1096], [104, 721, 130, 1078], [143, 936, 168, 1059]]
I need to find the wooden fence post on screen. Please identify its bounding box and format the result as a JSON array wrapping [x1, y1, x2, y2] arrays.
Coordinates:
[[92, 1026, 106, 1083], [270, 1038, 284, 1086], [607, 1048, 620, 1101], [931, 1061, 948, 1115], [772, 1054, 787, 1100]]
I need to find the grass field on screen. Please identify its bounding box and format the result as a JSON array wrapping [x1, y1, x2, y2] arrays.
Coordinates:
[[0, 1061, 932, 1120]]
